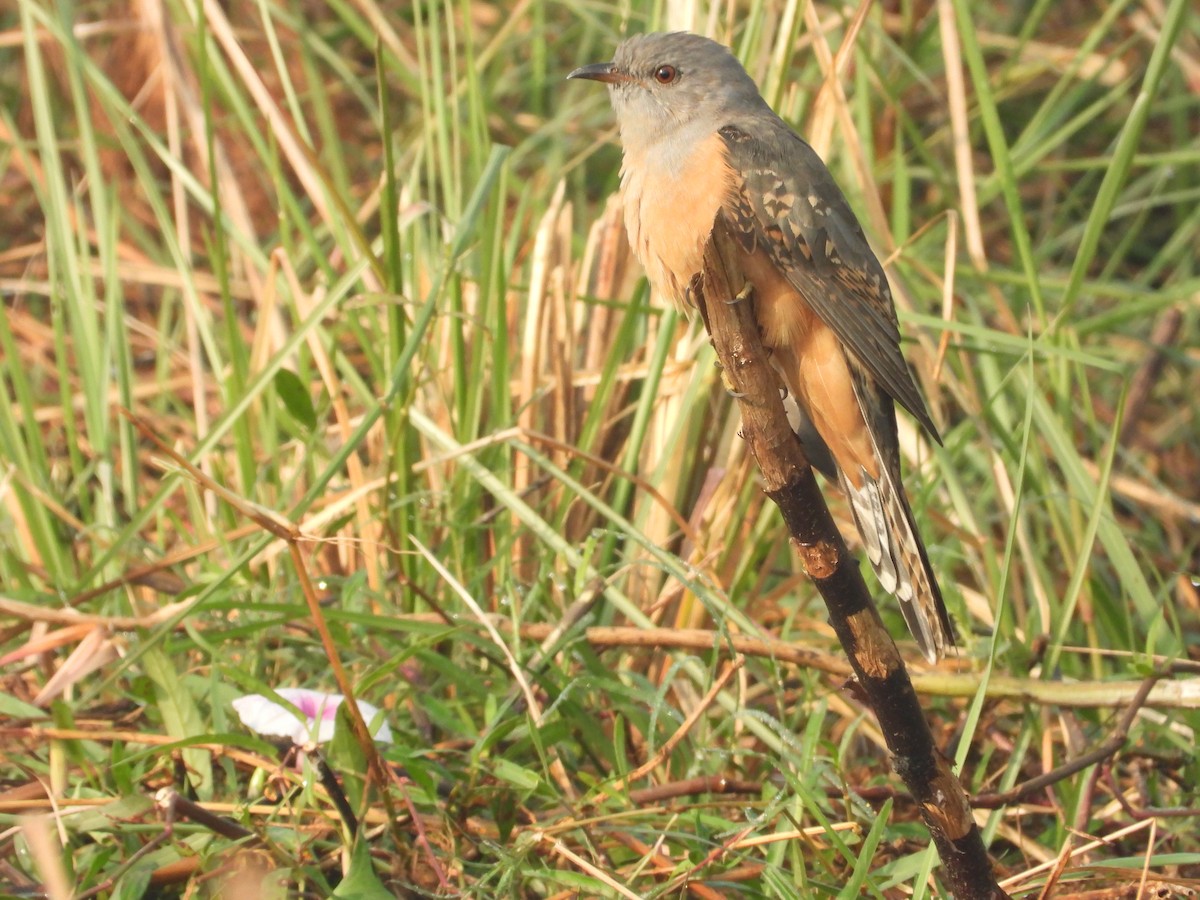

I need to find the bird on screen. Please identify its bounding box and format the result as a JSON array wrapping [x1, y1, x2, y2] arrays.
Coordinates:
[[569, 32, 955, 662]]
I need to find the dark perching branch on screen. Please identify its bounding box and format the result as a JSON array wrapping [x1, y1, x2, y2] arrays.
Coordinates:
[[698, 222, 1009, 900]]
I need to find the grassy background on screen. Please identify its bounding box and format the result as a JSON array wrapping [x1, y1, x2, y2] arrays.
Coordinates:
[[1, 0, 1198, 896]]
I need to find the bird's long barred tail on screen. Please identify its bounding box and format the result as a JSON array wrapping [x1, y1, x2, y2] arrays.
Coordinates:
[[840, 468, 953, 662]]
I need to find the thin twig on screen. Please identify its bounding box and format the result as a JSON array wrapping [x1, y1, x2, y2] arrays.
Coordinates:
[[972, 666, 1177, 809], [599, 656, 745, 798], [1117, 305, 1183, 446]]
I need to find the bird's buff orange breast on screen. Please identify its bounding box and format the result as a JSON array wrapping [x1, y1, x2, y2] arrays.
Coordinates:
[[619, 132, 735, 308], [620, 131, 880, 489]]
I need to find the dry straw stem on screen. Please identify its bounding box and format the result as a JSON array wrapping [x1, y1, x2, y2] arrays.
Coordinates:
[[697, 221, 1008, 899], [502, 621, 1200, 710]]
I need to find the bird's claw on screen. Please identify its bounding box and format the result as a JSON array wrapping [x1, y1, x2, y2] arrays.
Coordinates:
[[724, 282, 754, 305]]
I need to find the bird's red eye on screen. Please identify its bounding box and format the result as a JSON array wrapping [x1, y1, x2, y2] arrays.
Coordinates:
[[654, 65, 677, 84]]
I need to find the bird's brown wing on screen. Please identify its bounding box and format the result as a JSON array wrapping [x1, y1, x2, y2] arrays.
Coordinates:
[[717, 123, 940, 442]]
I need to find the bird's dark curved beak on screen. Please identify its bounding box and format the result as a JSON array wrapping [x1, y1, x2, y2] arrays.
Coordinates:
[[567, 62, 628, 84]]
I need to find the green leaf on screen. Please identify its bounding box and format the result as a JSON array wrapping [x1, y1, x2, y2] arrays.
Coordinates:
[[274, 368, 317, 430], [332, 839, 393, 899], [491, 757, 541, 794]]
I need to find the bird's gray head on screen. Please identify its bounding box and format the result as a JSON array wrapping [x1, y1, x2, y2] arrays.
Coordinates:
[[569, 32, 772, 154]]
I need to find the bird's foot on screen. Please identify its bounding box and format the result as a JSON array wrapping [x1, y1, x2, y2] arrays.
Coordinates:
[[724, 281, 754, 305], [712, 359, 747, 398]]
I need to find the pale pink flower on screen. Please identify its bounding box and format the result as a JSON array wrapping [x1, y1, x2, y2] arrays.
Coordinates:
[[232, 688, 393, 744]]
